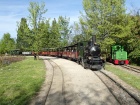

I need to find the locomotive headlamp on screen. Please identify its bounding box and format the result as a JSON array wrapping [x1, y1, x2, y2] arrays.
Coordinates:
[[88, 56, 92, 59], [90, 47, 96, 51]]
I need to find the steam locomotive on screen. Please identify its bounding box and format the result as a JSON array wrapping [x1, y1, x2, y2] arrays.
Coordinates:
[[10, 35, 104, 70], [77, 35, 104, 70], [39, 35, 104, 70]]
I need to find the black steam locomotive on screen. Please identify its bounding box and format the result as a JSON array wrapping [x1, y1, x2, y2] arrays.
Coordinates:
[[37, 35, 104, 70], [77, 35, 104, 70], [10, 35, 104, 70]]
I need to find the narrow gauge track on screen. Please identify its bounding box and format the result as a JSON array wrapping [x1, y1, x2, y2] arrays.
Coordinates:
[[44, 59, 66, 105], [94, 70, 140, 105], [121, 65, 140, 73], [30, 58, 66, 105]]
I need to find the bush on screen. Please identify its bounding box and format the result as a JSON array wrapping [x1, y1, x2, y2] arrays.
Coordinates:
[[0, 56, 25, 67]]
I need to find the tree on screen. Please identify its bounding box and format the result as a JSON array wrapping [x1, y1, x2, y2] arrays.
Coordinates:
[[17, 18, 31, 51], [127, 10, 140, 64], [72, 34, 84, 44], [73, 22, 82, 37], [37, 20, 51, 49], [81, 0, 133, 50], [79, 17, 93, 41], [58, 16, 71, 46], [0, 33, 16, 54], [28, 2, 47, 55], [28, 2, 47, 30], [71, 22, 84, 44], [49, 18, 61, 48]]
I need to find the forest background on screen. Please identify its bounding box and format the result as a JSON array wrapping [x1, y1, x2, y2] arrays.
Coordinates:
[[0, 0, 140, 65]]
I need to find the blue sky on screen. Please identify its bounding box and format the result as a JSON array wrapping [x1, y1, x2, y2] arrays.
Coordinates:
[[0, 0, 140, 39]]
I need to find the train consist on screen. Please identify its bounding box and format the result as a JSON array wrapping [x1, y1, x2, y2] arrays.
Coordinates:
[[106, 45, 129, 65], [10, 37, 129, 67], [40, 35, 104, 70]]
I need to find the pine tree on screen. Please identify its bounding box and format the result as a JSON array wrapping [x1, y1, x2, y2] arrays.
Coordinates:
[[38, 20, 51, 49], [17, 18, 31, 51], [49, 18, 61, 48]]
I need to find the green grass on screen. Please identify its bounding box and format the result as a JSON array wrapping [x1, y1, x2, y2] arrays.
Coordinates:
[[0, 57, 46, 105], [105, 63, 140, 91]]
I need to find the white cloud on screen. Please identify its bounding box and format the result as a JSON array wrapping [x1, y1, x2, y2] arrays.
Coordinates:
[[0, 0, 84, 39]]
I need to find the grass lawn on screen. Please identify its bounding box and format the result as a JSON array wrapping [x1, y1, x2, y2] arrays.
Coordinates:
[[105, 63, 140, 91], [0, 57, 46, 105]]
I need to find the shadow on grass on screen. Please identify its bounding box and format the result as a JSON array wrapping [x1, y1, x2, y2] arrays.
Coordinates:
[[0, 89, 33, 105]]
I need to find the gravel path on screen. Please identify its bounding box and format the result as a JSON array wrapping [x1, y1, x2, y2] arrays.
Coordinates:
[[41, 56, 120, 105]]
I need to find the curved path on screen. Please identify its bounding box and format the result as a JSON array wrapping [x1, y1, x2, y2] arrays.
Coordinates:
[[31, 56, 120, 105]]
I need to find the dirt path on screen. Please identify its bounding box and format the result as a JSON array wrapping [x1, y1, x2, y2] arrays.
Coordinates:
[[30, 56, 120, 105]]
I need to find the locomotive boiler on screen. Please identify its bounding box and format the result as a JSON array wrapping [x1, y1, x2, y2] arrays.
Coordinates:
[[77, 35, 104, 70], [37, 35, 104, 70]]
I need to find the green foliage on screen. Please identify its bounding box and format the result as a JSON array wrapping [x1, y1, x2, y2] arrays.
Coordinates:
[[28, 2, 47, 30], [16, 2, 72, 53], [71, 22, 85, 44], [83, 0, 129, 40], [81, 0, 133, 49], [14, 1, 140, 65], [28, 2, 47, 53], [72, 34, 84, 44], [126, 12, 140, 64], [0, 33, 16, 54], [79, 16, 93, 40], [37, 20, 51, 49], [17, 18, 31, 51], [49, 18, 61, 48], [100, 37, 115, 53], [58, 16, 71, 46], [73, 22, 81, 35]]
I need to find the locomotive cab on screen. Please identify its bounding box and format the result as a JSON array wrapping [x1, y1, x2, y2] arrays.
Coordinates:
[[79, 36, 104, 70]]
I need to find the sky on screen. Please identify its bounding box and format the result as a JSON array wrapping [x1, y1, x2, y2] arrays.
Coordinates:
[[0, 0, 140, 39]]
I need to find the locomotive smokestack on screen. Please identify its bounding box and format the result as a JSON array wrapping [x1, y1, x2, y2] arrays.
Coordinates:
[[92, 35, 96, 45]]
